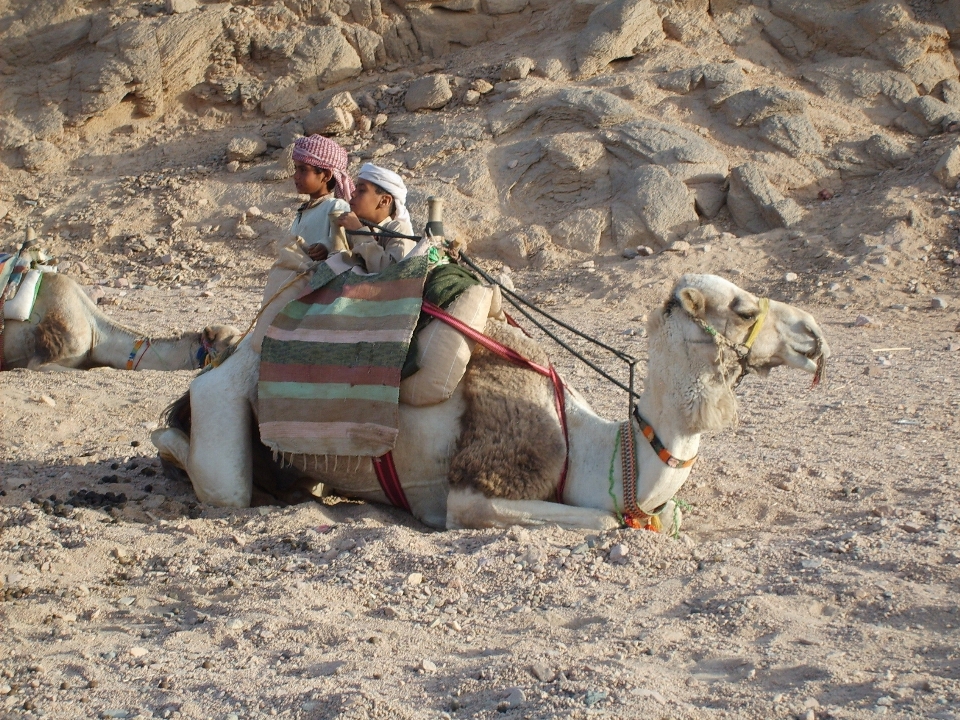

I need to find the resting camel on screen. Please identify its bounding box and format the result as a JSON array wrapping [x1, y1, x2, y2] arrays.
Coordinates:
[[151, 274, 828, 531], [2, 272, 241, 371]]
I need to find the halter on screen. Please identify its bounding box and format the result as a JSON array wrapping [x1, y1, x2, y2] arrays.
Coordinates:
[[126, 338, 151, 370], [674, 296, 770, 389], [196, 334, 215, 369]]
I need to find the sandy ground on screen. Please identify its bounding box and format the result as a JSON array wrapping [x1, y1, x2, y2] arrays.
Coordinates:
[[2, 240, 960, 720]]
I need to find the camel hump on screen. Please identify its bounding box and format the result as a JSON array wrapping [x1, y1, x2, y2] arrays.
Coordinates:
[[34, 308, 73, 364], [449, 316, 565, 501]]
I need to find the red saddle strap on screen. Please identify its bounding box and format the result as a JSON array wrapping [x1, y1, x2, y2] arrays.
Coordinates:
[[371, 452, 410, 513]]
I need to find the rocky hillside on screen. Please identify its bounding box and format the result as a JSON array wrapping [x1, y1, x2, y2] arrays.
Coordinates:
[[2, 0, 960, 308]]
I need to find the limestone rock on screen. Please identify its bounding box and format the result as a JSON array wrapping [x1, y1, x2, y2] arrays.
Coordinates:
[[303, 106, 355, 136], [611, 165, 699, 249], [552, 208, 608, 253], [227, 135, 268, 163], [727, 163, 805, 233], [20, 141, 65, 172], [575, 0, 664, 79], [722, 87, 807, 128], [863, 134, 912, 168], [602, 118, 729, 183], [288, 26, 363, 93], [485, 0, 530, 13], [165, 0, 198, 13], [261, 77, 310, 117], [933, 142, 960, 189], [404, 75, 453, 111], [758, 114, 824, 157], [405, 6, 495, 57], [501, 57, 535, 82]]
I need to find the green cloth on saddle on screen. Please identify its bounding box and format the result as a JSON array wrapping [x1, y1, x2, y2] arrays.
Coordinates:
[[258, 252, 431, 459], [401, 262, 481, 379]]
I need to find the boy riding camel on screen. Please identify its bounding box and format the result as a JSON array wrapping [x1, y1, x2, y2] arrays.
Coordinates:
[[335, 163, 417, 273], [289, 135, 355, 261]]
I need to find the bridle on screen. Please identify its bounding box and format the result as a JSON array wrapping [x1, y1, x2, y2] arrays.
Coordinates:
[[668, 295, 771, 389]]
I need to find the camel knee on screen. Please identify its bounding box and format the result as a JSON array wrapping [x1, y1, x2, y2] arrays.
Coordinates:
[[151, 428, 190, 470]]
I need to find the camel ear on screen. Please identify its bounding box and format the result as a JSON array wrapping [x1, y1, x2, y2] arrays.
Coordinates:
[[677, 287, 706, 318]]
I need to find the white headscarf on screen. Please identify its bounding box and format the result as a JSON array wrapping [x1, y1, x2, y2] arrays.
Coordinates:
[[357, 163, 411, 230]]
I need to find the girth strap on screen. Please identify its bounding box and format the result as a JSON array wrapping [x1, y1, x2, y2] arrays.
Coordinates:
[[371, 452, 410, 513]]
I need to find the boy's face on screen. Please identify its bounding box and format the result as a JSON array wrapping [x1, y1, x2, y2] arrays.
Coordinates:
[[294, 163, 332, 198], [350, 179, 392, 222]]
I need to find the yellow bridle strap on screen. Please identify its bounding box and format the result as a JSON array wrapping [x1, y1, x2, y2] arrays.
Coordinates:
[[742, 297, 769, 350]]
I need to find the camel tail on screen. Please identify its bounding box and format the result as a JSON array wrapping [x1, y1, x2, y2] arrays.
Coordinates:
[[161, 391, 192, 436], [34, 309, 72, 364]]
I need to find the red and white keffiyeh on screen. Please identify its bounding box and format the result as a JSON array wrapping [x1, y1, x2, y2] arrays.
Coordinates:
[[292, 135, 355, 201]]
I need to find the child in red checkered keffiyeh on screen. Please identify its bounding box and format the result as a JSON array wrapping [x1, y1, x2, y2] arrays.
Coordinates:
[[289, 135, 356, 261]]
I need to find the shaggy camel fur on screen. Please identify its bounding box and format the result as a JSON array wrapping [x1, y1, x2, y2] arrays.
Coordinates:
[[152, 274, 829, 531], [3, 273, 240, 371]]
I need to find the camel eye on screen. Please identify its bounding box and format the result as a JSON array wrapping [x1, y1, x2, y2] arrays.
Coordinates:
[[736, 309, 758, 321]]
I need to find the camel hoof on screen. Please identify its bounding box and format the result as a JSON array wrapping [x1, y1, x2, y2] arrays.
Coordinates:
[[159, 457, 190, 484]]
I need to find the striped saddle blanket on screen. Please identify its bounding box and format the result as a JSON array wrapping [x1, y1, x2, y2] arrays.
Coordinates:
[[258, 248, 431, 458]]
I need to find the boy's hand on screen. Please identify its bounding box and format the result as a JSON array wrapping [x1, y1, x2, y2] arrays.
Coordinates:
[[335, 212, 364, 231], [306, 244, 329, 261]]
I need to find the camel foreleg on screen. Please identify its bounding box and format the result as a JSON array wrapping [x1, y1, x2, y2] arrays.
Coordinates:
[[446, 487, 621, 531], [182, 342, 258, 507]]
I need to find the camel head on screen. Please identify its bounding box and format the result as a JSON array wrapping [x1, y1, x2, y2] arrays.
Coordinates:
[[646, 274, 829, 433], [201, 324, 243, 361], [668, 274, 830, 378]]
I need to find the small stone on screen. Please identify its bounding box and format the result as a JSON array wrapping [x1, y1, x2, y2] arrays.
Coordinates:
[[637, 245, 654, 257], [463, 90, 481, 105], [622, 247, 639, 259], [471, 79, 494, 94], [531, 663, 556, 682], [784, 272, 799, 282], [226, 618, 244, 630], [947, 342, 960, 351], [246, 206, 262, 217], [160, 254, 174, 265], [502, 687, 525, 708], [406, 572, 423, 586], [854, 314, 877, 327], [901, 522, 923, 534], [129, 647, 148, 658], [236, 224, 259, 240], [225, 161, 240, 173], [421, 659, 437, 672], [373, 113, 388, 127], [608, 544, 629, 562], [931, 296, 948, 309], [818, 189, 834, 200], [39, 395, 56, 407], [584, 690, 608, 707], [865, 366, 885, 378]]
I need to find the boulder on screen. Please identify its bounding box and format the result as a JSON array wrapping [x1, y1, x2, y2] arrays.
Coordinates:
[[165, 0, 198, 13], [862, 133, 912, 168], [20, 140, 65, 172], [405, 6, 495, 57], [933, 141, 960, 189], [405, 75, 453, 111], [551, 208, 608, 253], [303, 106, 355, 135], [611, 165, 699, 249], [501, 57, 535, 82], [727, 163, 805, 233], [227, 135, 268, 162], [289, 26, 363, 92], [758, 114, 824, 156], [602, 119, 729, 184], [575, 0, 664, 79]]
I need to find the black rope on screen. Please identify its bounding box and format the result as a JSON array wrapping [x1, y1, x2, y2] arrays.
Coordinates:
[[344, 218, 422, 242], [451, 248, 641, 414]]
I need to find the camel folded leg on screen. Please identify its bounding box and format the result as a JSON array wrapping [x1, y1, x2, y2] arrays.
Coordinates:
[[446, 487, 621, 531]]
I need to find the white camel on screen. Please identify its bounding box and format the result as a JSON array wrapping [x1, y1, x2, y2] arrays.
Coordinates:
[[3, 272, 241, 371], [151, 274, 829, 531]]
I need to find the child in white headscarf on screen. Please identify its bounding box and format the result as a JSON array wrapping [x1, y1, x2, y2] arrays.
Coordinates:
[[335, 163, 417, 273]]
